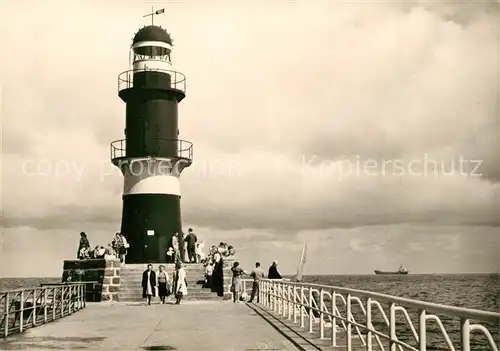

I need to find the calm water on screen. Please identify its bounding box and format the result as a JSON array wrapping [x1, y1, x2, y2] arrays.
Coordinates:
[[0, 277, 61, 292], [303, 274, 499, 312], [1, 274, 498, 349]]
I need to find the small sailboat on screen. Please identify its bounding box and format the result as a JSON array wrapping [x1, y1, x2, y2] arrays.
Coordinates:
[[293, 241, 308, 282]]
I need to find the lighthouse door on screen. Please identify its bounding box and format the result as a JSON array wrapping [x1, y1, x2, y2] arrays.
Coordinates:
[[143, 230, 158, 263]]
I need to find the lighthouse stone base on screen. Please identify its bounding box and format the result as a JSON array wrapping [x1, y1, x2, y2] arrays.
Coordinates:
[[61, 259, 121, 302]]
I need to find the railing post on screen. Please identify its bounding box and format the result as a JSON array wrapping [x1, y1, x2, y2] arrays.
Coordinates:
[[19, 291, 24, 333], [258, 281, 262, 306], [366, 297, 372, 351], [68, 287, 71, 315], [4, 292, 9, 337], [32, 289, 37, 327], [346, 294, 352, 351], [282, 283, 287, 317], [419, 309, 427, 351], [77, 285, 81, 309], [278, 283, 282, 314], [389, 303, 396, 351], [75, 285, 79, 311], [260, 281, 264, 307], [80, 284, 83, 309], [60, 287, 64, 318], [52, 288, 56, 321], [320, 288, 325, 339], [83, 284, 87, 308], [43, 289, 48, 324], [273, 282, 277, 312], [331, 290, 337, 347], [308, 288, 313, 333], [287, 284, 292, 319], [71, 286, 75, 313], [460, 318, 470, 351], [293, 286, 298, 324], [263, 281, 266, 307], [300, 286, 305, 328]]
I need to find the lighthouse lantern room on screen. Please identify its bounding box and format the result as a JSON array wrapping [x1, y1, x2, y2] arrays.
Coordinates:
[[110, 12, 192, 264]]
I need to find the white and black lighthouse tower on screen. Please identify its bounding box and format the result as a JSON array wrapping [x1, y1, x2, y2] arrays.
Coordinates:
[[111, 10, 192, 263]]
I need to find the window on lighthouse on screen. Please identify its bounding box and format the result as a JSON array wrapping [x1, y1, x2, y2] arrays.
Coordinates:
[[133, 46, 171, 62]]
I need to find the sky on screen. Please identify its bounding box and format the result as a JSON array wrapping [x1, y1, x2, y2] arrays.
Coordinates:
[[0, 0, 499, 277]]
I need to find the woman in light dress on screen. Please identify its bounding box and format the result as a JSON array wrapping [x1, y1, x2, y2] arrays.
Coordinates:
[[172, 233, 180, 263], [230, 262, 248, 303], [196, 241, 205, 263], [173, 262, 188, 304]]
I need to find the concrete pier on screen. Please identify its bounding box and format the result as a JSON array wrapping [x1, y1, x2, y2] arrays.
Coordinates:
[[0, 301, 310, 350]]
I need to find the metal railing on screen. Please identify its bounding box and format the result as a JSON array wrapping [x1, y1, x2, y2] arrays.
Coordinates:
[[110, 138, 193, 162], [0, 283, 87, 338], [241, 279, 500, 351], [118, 68, 186, 93]]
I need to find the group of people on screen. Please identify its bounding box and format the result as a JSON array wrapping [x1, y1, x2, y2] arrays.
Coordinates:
[[230, 260, 282, 303], [77, 232, 129, 263], [167, 229, 205, 263], [141, 262, 189, 305], [200, 242, 237, 295]]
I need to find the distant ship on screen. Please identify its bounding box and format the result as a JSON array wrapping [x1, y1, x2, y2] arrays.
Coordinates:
[[374, 264, 408, 275]]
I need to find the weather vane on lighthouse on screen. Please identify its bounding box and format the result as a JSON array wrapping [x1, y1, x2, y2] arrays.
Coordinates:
[[143, 7, 165, 26]]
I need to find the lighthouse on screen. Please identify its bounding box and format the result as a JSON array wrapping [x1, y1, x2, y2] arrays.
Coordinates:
[[110, 12, 192, 263]]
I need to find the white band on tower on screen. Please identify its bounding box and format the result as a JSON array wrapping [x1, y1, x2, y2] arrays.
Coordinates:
[[122, 159, 181, 196]]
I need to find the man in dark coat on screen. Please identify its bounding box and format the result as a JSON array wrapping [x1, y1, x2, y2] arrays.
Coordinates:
[[142, 264, 156, 305], [268, 260, 282, 279], [184, 228, 198, 263]]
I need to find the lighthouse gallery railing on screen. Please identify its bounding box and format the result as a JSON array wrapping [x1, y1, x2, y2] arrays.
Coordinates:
[[0, 283, 87, 338], [241, 279, 499, 351], [118, 68, 186, 93], [110, 138, 193, 162]]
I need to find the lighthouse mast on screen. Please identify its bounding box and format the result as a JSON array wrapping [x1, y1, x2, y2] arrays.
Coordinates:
[[110, 10, 193, 263]]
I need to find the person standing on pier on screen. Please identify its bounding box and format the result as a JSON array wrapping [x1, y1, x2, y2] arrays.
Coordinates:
[[77, 232, 90, 259], [268, 261, 282, 279], [166, 247, 174, 263], [142, 264, 157, 305], [211, 248, 224, 296], [112, 233, 127, 264], [184, 228, 198, 263], [248, 262, 265, 303], [196, 240, 205, 263], [172, 233, 180, 263], [173, 262, 188, 304], [204, 263, 214, 289], [178, 231, 186, 263], [230, 262, 248, 303], [157, 265, 170, 304]]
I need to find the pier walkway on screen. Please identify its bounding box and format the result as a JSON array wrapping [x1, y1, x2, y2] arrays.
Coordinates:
[[0, 300, 323, 351], [1, 279, 498, 351]]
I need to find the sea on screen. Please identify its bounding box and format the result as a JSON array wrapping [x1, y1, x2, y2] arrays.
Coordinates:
[[1, 274, 498, 349]]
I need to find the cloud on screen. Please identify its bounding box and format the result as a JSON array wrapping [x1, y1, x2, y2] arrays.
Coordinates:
[[0, 0, 499, 275]]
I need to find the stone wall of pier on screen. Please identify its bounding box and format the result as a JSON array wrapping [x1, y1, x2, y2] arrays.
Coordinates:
[[62, 259, 121, 302], [222, 258, 235, 300]]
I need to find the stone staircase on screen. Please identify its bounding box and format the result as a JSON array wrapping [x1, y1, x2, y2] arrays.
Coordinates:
[[118, 263, 220, 302]]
